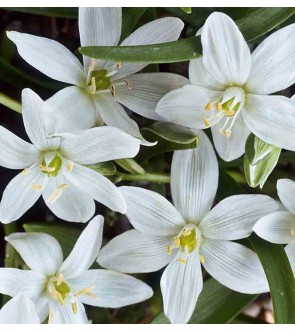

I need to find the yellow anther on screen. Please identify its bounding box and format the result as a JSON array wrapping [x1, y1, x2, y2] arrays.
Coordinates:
[[56, 273, 64, 287], [291, 229, 295, 236], [58, 184, 70, 190], [31, 183, 42, 191], [219, 129, 225, 135], [48, 184, 69, 203], [215, 102, 222, 112], [203, 117, 210, 127], [199, 255, 205, 264], [89, 58, 96, 72], [174, 237, 180, 248], [224, 109, 235, 117], [167, 245, 172, 255], [39, 165, 56, 173], [22, 168, 31, 175], [67, 161, 74, 173], [71, 302, 78, 314], [205, 101, 212, 111], [75, 286, 97, 299], [177, 258, 187, 264], [225, 129, 232, 137], [48, 287, 64, 305], [124, 79, 132, 90], [181, 229, 192, 237], [110, 83, 116, 97], [91, 77, 96, 94]]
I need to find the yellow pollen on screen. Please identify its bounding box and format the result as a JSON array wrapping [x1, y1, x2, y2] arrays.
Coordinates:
[[58, 184, 70, 190], [71, 302, 78, 315], [110, 83, 116, 97], [91, 77, 96, 94], [181, 229, 192, 237], [75, 286, 97, 299], [31, 183, 42, 191], [205, 101, 212, 111], [224, 109, 235, 117], [67, 161, 74, 173], [48, 184, 69, 203], [22, 168, 31, 175], [167, 245, 172, 255], [39, 165, 56, 173], [177, 258, 187, 264], [200, 255, 205, 264], [48, 287, 65, 305], [225, 129, 232, 137], [203, 117, 210, 127], [173, 237, 180, 248], [124, 79, 132, 90], [215, 102, 222, 111], [56, 273, 64, 287], [291, 229, 295, 236]]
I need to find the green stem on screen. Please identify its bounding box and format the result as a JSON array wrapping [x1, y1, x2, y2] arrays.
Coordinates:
[[0, 92, 21, 113], [115, 171, 170, 183]]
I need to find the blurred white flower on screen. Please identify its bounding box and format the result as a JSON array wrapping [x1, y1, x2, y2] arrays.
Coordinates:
[[0, 89, 140, 223], [7, 8, 188, 145], [98, 131, 279, 323], [0, 216, 153, 324], [156, 12, 295, 161]]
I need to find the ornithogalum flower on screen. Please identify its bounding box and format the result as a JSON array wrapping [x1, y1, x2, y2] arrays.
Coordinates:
[[156, 12, 295, 161], [98, 131, 279, 324], [254, 179, 295, 244], [0, 294, 40, 324], [0, 216, 153, 324], [7, 7, 187, 145], [0, 89, 140, 223]]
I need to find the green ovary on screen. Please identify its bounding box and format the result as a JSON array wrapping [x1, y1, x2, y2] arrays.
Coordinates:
[[53, 281, 71, 300], [89, 69, 111, 91], [179, 228, 198, 253]]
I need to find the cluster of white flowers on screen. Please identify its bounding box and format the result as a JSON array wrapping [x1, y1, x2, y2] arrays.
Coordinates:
[[0, 7, 294, 324]]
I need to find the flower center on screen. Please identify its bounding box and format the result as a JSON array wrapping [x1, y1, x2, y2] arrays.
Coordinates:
[[40, 153, 62, 177], [203, 86, 245, 137], [167, 225, 204, 264]]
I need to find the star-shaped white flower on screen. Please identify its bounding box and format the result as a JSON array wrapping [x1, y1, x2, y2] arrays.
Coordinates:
[[254, 179, 295, 244], [156, 12, 295, 161], [97, 130, 279, 323], [0, 294, 40, 324], [7, 8, 187, 145], [0, 216, 153, 324], [0, 88, 140, 223]]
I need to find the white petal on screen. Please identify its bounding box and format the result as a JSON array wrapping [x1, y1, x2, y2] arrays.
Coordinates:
[[6, 232, 63, 276], [98, 230, 173, 273], [59, 216, 104, 279], [0, 166, 46, 223], [156, 84, 222, 129], [60, 126, 140, 164], [201, 12, 251, 85], [253, 211, 295, 244], [243, 94, 295, 151], [0, 268, 45, 297], [189, 58, 226, 90], [246, 23, 295, 94], [0, 125, 39, 169], [42, 174, 95, 223], [35, 294, 49, 323], [7, 31, 85, 86], [114, 73, 189, 121], [63, 162, 126, 214], [277, 179, 295, 214], [285, 243, 295, 273], [22, 89, 60, 151], [44, 86, 96, 135], [119, 186, 185, 236], [211, 114, 250, 161], [0, 294, 40, 324], [69, 269, 153, 308], [171, 130, 218, 223], [112, 17, 184, 80], [49, 299, 88, 324], [160, 249, 203, 324], [93, 95, 155, 146], [201, 239, 268, 293], [79, 7, 121, 69], [200, 195, 279, 240]]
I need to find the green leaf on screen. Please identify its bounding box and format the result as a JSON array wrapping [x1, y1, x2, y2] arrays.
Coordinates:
[[0, 92, 21, 113], [121, 8, 147, 41], [152, 278, 257, 324], [180, 7, 192, 14], [87, 161, 117, 176], [2, 7, 78, 18], [250, 235, 295, 324], [79, 8, 295, 63], [115, 159, 145, 175], [23, 222, 82, 258]]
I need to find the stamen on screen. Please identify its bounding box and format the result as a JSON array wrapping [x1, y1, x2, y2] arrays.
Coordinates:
[[291, 229, 295, 236], [91, 77, 96, 94], [116, 62, 122, 69], [205, 101, 212, 111], [181, 229, 192, 237], [66, 161, 74, 173], [48, 287, 65, 305], [56, 273, 64, 286], [47, 184, 69, 203], [105, 70, 118, 78], [167, 245, 172, 255], [200, 255, 205, 264], [223, 109, 235, 117], [203, 117, 210, 127], [225, 129, 232, 137], [39, 165, 56, 173], [177, 258, 187, 264], [110, 84, 116, 97], [215, 102, 222, 112], [75, 286, 98, 299], [174, 237, 180, 248], [124, 79, 132, 90], [71, 302, 78, 315], [88, 58, 96, 72], [31, 183, 42, 191], [22, 168, 31, 175]]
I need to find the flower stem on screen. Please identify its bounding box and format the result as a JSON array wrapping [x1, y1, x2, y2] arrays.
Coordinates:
[[114, 172, 170, 183], [0, 92, 22, 113]]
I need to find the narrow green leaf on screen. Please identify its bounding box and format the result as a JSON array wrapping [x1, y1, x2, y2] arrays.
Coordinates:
[[250, 235, 295, 324], [152, 278, 257, 324], [180, 7, 192, 14], [2, 7, 78, 18], [79, 8, 295, 63], [23, 222, 81, 258], [87, 161, 117, 176], [0, 92, 21, 113], [121, 8, 147, 41], [115, 159, 145, 175], [114, 171, 170, 184]]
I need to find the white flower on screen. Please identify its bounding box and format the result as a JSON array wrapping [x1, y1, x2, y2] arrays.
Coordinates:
[[0, 88, 140, 223], [254, 179, 295, 244], [0, 294, 40, 324], [0, 216, 153, 324], [7, 8, 187, 145], [156, 12, 295, 161], [97, 131, 279, 324]]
